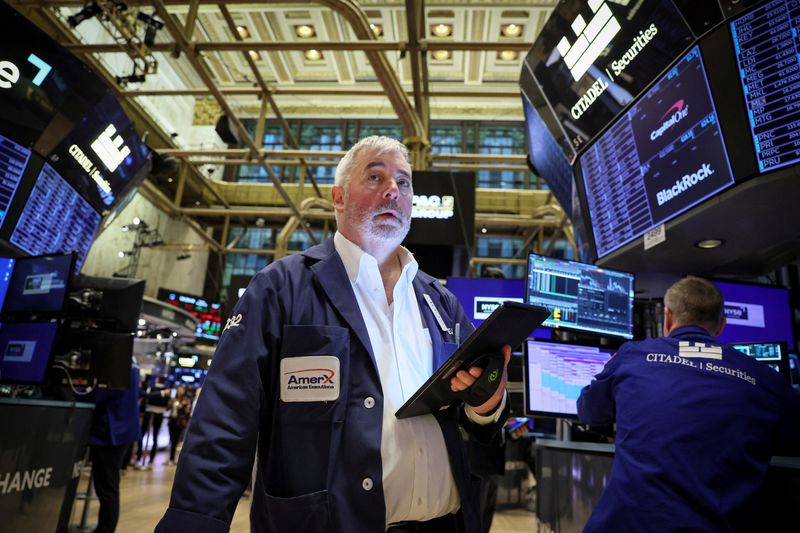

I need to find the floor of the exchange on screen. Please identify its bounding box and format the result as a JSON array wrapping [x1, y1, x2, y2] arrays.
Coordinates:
[[68, 448, 537, 532]]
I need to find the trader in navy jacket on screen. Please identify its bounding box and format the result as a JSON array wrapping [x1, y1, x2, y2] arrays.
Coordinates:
[[156, 136, 510, 533], [578, 276, 800, 532]]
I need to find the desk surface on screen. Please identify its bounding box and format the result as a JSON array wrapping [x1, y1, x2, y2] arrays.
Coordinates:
[[0, 397, 94, 409]]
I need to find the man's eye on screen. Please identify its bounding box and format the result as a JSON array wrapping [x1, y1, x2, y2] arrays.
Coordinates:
[[368, 174, 380, 182], [398, 179, 411, 189]]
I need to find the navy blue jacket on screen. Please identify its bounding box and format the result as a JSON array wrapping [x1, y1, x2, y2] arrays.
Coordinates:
[[87, 364, 141, 447], [157, 239, 503, 533], [577, 326, 800, 532]]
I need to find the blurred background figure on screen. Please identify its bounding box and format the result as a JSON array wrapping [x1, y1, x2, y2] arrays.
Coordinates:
[[166, 387, 192, 465], [135, 375, 169, 470]]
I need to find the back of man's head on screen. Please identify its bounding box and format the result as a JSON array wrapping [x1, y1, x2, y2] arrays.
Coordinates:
[[664, 276, 724, 335]]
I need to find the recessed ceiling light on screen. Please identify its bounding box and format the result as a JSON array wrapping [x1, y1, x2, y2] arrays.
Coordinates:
[[431, 23, 452, 38], [236, 25, 250, 39], [248, 50, 261, 61], [431, 49, 452, 61], [497, 50, 519, 61], [369, 23, 383, 37], [695, 238, 724, 249], [304, 49, 323, 61], [295, 24, 315, 38], [501, 23, 523, 38]]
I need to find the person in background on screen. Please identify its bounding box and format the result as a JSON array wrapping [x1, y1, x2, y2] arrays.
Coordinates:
[[577, 276, 800, 532], [86, 362, 142, 532], [157, 136, 512, 533], [165, 386, 191, 466], [135, 375, 169, 470]]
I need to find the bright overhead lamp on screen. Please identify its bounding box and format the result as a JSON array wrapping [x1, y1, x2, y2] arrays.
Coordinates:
[[369, 23, 383, 37], [248, 50, 261, 61], [501, 23, 523, 38], [295, 24, 316, 38], [431, 23, 452, 38], [431, 49, 452, 61], [236, 25, 250, 39], [305, 49, 323, 61], [695, 239, 725, 249], [497, 50, 519, 61]]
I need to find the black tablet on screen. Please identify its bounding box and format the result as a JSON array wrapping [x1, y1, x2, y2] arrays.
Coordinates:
[[395, 301, 551, 419]]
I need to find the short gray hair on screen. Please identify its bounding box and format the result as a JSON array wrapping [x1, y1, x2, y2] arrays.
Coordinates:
[[664, 276, 724, 333], [334, 136, 409, 187]]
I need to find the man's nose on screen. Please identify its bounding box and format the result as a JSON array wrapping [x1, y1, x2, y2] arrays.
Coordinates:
[[382, 179, 399, 199]]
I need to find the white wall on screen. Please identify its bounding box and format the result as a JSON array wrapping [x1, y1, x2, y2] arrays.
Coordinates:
[[82, 192, 210, 298]]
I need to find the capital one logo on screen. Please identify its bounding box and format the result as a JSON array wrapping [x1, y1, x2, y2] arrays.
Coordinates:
[[90, 124, 131, 173], [650, 99, 689, 141], [556, 0, 622, 81]]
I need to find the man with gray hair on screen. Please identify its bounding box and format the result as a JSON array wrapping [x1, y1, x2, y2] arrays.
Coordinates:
[[157, 136, 511, 533], [577, 275, 800, 532]]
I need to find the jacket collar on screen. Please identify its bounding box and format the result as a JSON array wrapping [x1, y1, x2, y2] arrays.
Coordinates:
[[669, 325, 717, 342]]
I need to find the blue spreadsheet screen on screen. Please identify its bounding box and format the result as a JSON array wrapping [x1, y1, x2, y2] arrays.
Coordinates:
[[731, 0, 800, 173], [526, 253, 634, 339], [0, 134, 32, 230], [9, 163, 100, 271], [579, 46, 735, 258], [525, 340, 614, 417]]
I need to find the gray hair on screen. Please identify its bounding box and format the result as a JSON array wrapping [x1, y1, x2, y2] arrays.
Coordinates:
[[334, 136, 409, 187], [664, 276, 724, 333]]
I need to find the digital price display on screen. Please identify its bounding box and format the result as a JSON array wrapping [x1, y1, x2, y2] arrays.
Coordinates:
[[579, 46, 735, 258], [0, 134, 31, 230], [9, 163, 101, 271], [730, 0, 800, 172], [157, 288, 222, 341]]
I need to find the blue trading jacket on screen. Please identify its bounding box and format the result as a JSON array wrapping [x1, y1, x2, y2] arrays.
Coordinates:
[[156, 238, 503, 533], [577, 326, 800, 532], [87, 364, 141, 447]]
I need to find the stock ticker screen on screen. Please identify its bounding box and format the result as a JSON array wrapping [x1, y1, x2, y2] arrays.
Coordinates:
[[526, 253, 634, 339], [157, 288, 222, 341], [579, 46, 735, 258], [0, 134, 31, 230], [9, 163, 101, 271], [731, 0, 800, 173], [524, 339, 614, 417]]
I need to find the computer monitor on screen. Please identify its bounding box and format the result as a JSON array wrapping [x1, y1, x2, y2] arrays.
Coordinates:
[[0, 257, 14, 312], [70, 275, 145, 333], [0, 321, 59, 384], [523, 338, 615, 418], [173, 367, 207, 387], [0, 134, 33, 231], [713, 280, 794, 347], [2, 252, 75, 315], [729, 341, 791, 383], [525, 253, 634, 339]]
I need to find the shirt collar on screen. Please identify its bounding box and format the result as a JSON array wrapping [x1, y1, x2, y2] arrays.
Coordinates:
[[333, 231, 418, 284], [669, 325, 715, 339]]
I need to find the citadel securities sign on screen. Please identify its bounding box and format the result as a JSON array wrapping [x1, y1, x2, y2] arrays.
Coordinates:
[[523, 0, 694, 150]]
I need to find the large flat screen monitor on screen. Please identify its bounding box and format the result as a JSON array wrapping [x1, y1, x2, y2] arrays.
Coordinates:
[[729, 341, 790, 383], [714, 280, 794, 347], [0, 321, 59, 384], [0, 134, 33, 231], [578, 45, 735, 258], [8, 162, 101, 271], [730, 0, 800, 173], [157, 288, 222, 341], [525, 253, 634, 339], [523, 339, 614, 418], [2, 253, 75, 315], [446, 277, 552, 340]]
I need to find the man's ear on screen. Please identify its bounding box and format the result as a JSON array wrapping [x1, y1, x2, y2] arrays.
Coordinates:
[[331, 185, 344, 211]]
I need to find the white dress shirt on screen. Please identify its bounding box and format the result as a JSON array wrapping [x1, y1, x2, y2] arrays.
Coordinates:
[[334, 232, 460, 525]]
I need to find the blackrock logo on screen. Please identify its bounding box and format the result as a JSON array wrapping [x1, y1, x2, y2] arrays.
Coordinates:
[[556, 0, 621, 81], [650, 100, 689, 141], [412, 194, 455, 219], [91, 124, 131, 173], [656, 163, 714, 206]]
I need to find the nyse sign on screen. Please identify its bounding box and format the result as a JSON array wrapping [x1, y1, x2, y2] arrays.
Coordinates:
[[0, 53, 52, 89]]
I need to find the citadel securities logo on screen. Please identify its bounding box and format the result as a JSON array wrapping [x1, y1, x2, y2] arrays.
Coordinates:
[[556, 0, 621, 82], [656, 163, 714, 206], [280, 355, 340, 402], [650, 99, 689, 141], [91, 124, 131, 173]]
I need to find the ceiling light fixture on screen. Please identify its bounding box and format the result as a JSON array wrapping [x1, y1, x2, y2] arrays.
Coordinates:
[[431, 23, 452, 38], [431, 49, 452, 61], [248, 50, 261, 61], [695, 238, 725, 249], [369, 23, 383, 38], [295, 24, 315, 38], [501, 23, 523, 38], [498, 50, 519, 61], [236, 25, 250, 39], [304, 49, 323, 61]]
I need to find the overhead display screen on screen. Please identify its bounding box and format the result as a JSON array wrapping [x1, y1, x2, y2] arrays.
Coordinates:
[[157, 288, 223, 341], [523, 339, 614, 417], [9, 163, 101, 271], [730, 0, 800, 173], [404, 171, 475, 247], [714, 280, 794, 348], [579, 46, 735, 258], [0, 134, 31, 230], [526, 253, 634, 339], [523, 0, 693, 151]]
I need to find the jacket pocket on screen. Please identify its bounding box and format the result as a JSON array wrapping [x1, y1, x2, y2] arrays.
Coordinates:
[[263, 489, 331, 532]]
